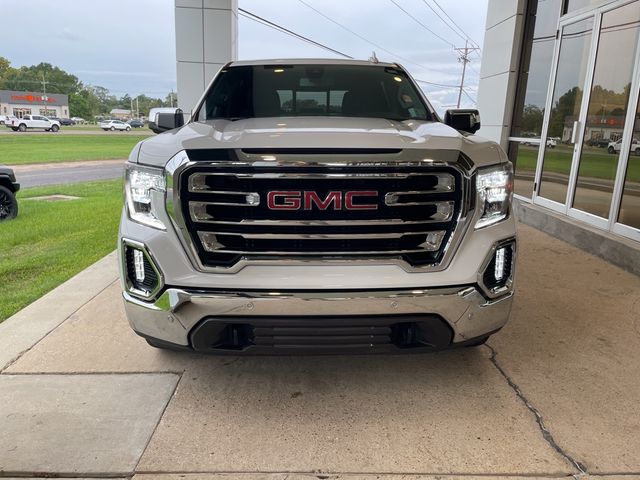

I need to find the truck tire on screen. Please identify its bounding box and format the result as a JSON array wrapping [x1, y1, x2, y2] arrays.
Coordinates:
[[51, 124, 59, 132], [11, 127, 18, 132], [18, 124, 26, 132], [0, 186, 18, 221], [608, 146, 615, 154]]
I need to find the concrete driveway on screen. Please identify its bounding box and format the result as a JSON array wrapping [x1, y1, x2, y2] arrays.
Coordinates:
[[1, 224, 639, 479]]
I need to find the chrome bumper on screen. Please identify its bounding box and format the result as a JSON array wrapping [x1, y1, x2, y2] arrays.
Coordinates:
[[123, 285, 513, 351]]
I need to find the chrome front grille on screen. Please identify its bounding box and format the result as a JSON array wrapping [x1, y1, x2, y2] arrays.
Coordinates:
[[174, 150, 468, 269]]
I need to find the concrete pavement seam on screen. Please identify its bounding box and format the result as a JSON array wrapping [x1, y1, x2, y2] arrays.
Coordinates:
[[0, 280, 119, 375], [485, 344, 587, 476], [131, 372, 183, 475], [131, 469, 584, 477]]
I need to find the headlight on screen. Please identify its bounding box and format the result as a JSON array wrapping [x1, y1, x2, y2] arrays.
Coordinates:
[[125, 164, 166, 230], [475, 163, 513, 229]]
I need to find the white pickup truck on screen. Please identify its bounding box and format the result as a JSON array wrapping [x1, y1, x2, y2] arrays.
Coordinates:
[[5, 115, 61, 132]]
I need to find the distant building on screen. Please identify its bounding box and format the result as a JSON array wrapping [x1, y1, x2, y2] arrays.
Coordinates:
[[0, 90, 69, 118], [109, 108, 132, 120]]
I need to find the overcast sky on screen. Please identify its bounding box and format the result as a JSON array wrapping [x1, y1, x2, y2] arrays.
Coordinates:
[[2, 0, 487, 113]]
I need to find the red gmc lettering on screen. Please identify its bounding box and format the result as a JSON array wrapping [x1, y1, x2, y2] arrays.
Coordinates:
[[267, 191, 301, 210], [304, 191, 341, 210], [345, 191, 378, 210], [267, 191, 379, 210]]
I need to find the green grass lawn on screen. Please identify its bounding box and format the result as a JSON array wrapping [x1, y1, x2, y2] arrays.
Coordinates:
[[0, 180, 122, 322], [516, 144, 640, 182], [0, 134, 148, 165]]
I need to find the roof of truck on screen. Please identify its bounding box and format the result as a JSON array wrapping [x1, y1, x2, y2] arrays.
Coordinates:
[[228, 58, 400, 68]]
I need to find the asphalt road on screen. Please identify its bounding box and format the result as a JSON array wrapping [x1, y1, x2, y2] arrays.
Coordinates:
[[13, 160, 125, 188]]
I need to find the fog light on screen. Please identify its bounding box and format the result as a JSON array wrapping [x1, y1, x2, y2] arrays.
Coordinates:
[[419, 231, 446, 251], [122, 240, 163, 300], [494, 247, 506, 280], [133, 249, 146, 282]]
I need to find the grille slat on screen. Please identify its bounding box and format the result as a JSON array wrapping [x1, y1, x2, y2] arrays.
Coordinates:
[[179, 163, 463, 268]]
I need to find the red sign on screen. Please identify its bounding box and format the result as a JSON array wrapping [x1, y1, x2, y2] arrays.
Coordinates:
[[10, 95, 56, 104]]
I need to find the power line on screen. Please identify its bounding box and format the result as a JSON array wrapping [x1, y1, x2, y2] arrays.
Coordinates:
[[295, 0, 461, 76], [238, 7, 353, 59], [414, 78, 460, 88], [419, 0, 468, 45], [431, 0, 481, 49], [389, 0, 455, 48], [296, 0, 426, 72]]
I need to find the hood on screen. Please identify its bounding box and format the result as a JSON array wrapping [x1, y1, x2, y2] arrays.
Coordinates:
[[136, 117, 506, 168]]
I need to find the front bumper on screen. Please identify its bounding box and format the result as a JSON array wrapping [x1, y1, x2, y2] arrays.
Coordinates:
[[123, 285, 513, 354]]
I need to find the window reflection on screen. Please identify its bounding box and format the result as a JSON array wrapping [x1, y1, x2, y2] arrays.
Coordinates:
[[572, 2, 640, 218], [618, 99, 640, 229], [511, 0, 563, 197], [538, 17, 594, 205]]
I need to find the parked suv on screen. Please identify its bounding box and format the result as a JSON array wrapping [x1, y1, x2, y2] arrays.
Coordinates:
[[100, 119, 131, 131], [119, 59, 516, 354], [0, 165, 20, 221]]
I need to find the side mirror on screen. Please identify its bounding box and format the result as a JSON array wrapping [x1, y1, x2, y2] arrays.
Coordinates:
[[149, 108, 185, 134], [444, 109, 481, 134]]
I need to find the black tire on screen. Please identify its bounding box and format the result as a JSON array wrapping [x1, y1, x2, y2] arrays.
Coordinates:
[[45, 128, 50, 132], [102, 128, 109, 131], [608, 146, 615, 154], [126, 126, 131, 131], [464, 336, 489, 347], [18, 123, 27, 132], [110, 126, 115, 131], [0, 186, 18, 221], [11, 127, 18, 132], [51, 124, 59, 132]]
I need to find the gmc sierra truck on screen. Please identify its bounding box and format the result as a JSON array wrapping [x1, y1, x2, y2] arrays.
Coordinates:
[[119, 59, 516, 354]]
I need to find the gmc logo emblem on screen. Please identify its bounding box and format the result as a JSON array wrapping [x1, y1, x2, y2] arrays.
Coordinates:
[[267, 191, 378, 210]]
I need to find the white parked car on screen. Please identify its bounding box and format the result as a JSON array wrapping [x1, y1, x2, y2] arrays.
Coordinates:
[[607, 138, 640, 155], [5, 115, 61, 132], [100, 119, 131, 131]]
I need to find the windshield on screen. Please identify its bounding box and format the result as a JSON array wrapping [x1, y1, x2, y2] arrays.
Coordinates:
[[197, 64, 433, 122]]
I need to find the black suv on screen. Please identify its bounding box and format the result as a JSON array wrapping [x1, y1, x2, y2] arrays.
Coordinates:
[[0, 165, 19, 221]]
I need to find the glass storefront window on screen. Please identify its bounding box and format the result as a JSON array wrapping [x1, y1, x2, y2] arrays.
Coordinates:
[[618, 98, 640, 229], [572, 2, 640, 219], [538, 16, 595, 205], [510, 0, 563, 197]]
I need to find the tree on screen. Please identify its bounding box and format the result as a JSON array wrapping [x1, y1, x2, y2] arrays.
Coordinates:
[[521, 104, 544, 136]]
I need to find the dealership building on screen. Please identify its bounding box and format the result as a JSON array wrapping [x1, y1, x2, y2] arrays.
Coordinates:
[[172, 0, 639, 271], [0, 90, 69, 119], [477, 0, 640, 261]]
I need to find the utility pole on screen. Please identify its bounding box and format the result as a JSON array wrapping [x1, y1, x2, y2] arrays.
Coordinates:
[[454, 40, 480, 108]]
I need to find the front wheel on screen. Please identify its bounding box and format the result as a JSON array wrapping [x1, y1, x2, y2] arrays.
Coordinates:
[[126, 126, 131, 131], [0, 186, 18, 221], [110, 126, 115, 131], [18, 124, 27, 132], [51, 124, 59, 132], [608, 146, 615, 154]]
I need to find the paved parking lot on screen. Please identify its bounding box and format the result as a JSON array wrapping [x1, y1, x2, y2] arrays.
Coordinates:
[[1, 224, 639, 478]]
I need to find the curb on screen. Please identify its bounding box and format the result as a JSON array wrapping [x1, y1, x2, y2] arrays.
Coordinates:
[[0, 251, 119, 370]]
